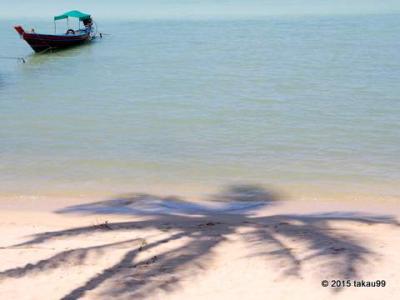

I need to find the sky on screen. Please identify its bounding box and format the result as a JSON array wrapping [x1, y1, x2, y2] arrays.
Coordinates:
[[0, 0, 399, 20]]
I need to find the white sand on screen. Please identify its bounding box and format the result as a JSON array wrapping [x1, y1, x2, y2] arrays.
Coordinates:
[[0, 196, 399, 300]]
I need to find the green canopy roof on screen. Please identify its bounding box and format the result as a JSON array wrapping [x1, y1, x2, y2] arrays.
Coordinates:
[[54, 10, 91, 21]]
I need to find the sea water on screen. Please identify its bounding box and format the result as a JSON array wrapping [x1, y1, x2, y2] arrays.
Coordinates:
[[0, 14, 399, 201]]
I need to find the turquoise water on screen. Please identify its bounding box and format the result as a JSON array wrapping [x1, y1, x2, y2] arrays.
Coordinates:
[[1, 14, 399, 200]]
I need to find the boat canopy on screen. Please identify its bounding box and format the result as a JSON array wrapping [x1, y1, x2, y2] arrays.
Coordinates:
[[54, 10, 91, 21]]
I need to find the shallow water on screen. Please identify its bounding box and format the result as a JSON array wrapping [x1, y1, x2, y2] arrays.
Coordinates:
[[0, 14, 399, 200]]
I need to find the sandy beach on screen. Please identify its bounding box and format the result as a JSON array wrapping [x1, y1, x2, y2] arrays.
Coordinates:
[[1, 187, 399, 300]]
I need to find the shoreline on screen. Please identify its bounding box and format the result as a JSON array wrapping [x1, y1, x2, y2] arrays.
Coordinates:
[[1, 186, 399, 213]]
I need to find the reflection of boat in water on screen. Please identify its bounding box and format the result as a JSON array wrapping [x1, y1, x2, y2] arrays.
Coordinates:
[[14, 10, 97, 53]]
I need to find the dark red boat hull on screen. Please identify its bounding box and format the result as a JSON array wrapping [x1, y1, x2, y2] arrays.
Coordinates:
[[15, 26, 90, 53]]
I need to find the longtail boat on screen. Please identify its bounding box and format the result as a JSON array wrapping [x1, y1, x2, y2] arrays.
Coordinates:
[[14, 10, 96, 53]]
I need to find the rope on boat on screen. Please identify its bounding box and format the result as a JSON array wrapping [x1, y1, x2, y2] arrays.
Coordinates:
[[37, 47, 57, 55], [0, 56, 26, 63]]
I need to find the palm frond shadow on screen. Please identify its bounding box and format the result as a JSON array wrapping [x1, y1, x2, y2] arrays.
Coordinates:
[[0, 185, 398, 299]]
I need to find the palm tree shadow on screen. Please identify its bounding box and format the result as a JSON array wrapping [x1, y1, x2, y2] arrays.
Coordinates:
[[0, 185, 398, 299]]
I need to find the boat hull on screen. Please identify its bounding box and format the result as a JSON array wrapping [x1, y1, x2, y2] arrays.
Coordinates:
[[15, 26, 91, 53]]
